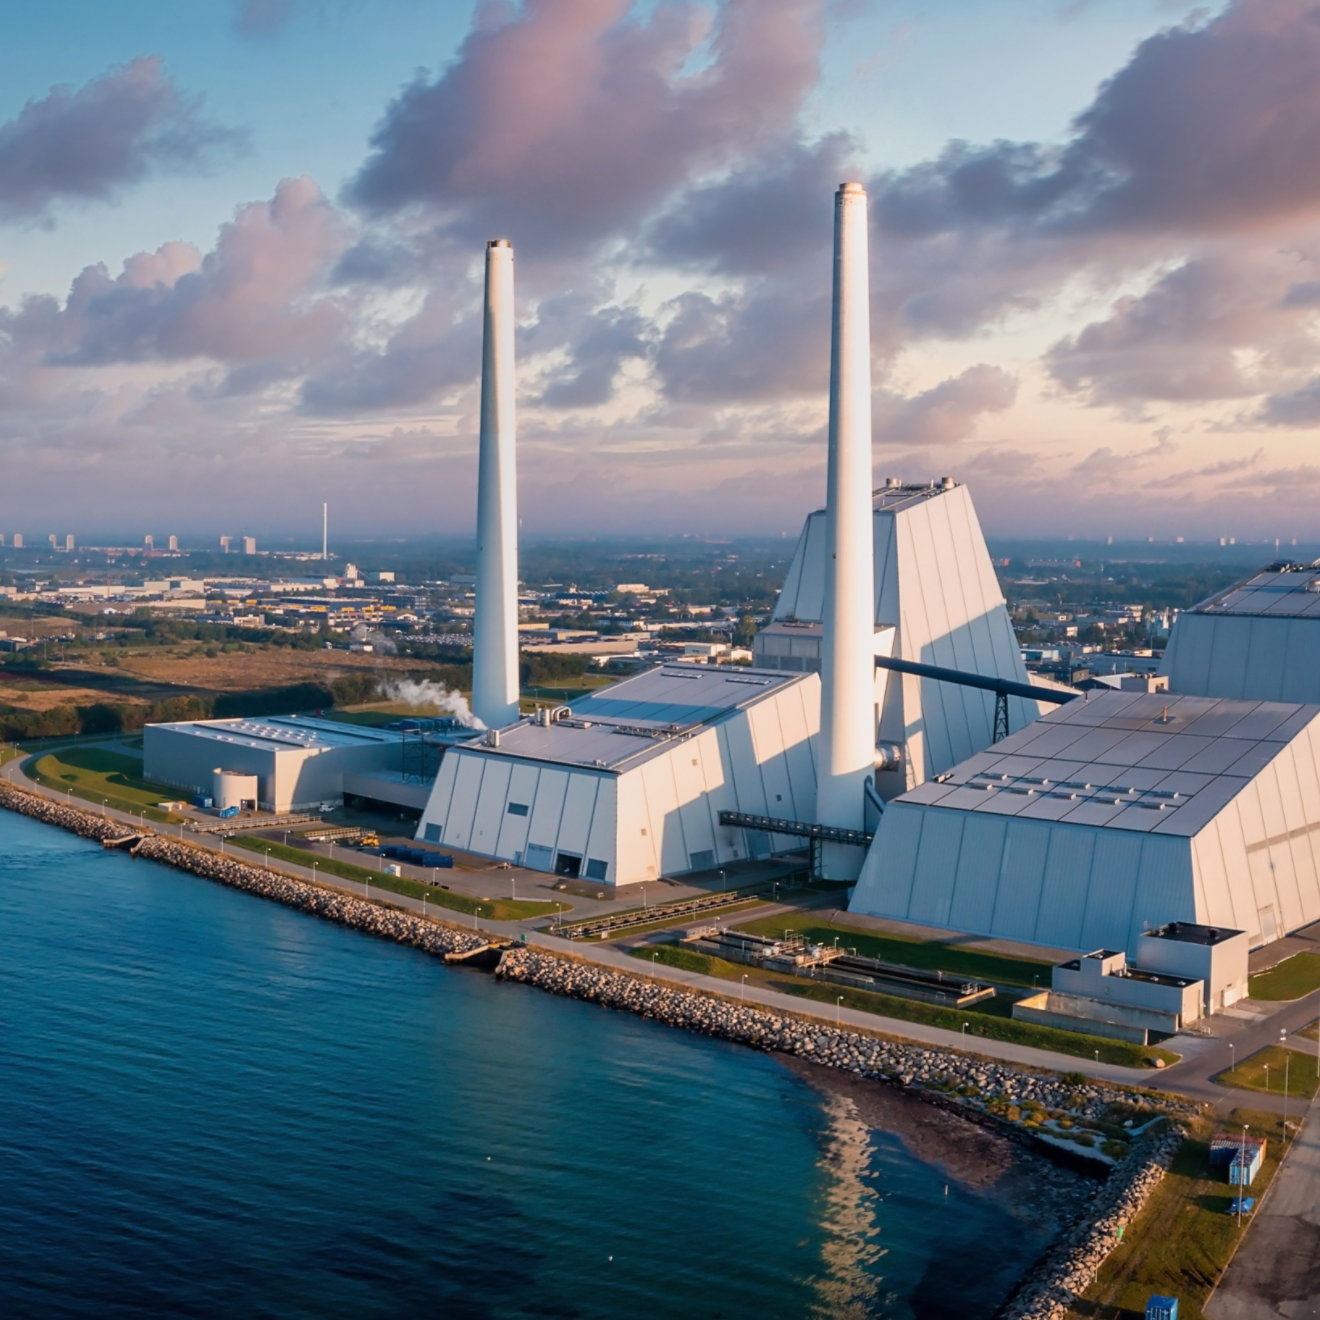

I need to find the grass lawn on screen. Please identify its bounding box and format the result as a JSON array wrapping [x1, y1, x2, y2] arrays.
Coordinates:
[[1216, 1043, 1320, 1099], [1078, 1108, 1289, 1319], [734, 910, 1054, 988], [1248, 951, 1320, 1001], [227, 835, 566, 922], [26, 747, 181, 823], [0, 744, 22, 768], [1297, 1018, 1319, 1042], [631, 943, 1177, 1068]]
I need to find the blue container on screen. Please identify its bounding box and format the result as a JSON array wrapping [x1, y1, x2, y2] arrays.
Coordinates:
[[1230, 1146, 1263, 1185], [1146, 1297, 1178, 1320]]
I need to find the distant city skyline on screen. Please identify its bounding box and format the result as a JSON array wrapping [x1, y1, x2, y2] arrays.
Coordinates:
[[3, 1, 1318, 541]]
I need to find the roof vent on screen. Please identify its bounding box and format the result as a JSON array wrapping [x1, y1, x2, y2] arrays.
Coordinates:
[[939, 476, 955, 489]]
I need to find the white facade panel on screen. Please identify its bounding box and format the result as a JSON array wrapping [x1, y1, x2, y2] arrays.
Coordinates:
[[947, 814, 1007, 935], [906, 811, 964, 929], [989, 821, 1050, 944], [1034, 827, 1097, 949]]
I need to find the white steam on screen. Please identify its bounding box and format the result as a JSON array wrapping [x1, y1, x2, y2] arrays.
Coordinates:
[[379, 678, 485, 729]]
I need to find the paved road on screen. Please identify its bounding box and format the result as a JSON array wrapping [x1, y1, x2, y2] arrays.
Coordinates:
[[1207, 1093, 1320, 1319]]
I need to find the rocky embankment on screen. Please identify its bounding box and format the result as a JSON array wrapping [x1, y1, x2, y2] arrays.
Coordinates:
[[497, 945, 1135, 1118], [996, 1120, 1184, 1320], [497, 945, 1189, 1319], [0, 781, 488, 960], [0, 780, 140, 843]]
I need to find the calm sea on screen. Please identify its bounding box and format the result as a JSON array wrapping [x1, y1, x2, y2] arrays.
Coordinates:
[[0, 810, 1052, 1318]]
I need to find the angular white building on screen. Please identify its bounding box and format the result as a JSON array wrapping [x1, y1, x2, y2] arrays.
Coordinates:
[[1163, 560, 1320, 703], [849, 690, 1320, 952], [415, 663, 819, 886], [755, 479, 1040, 797]]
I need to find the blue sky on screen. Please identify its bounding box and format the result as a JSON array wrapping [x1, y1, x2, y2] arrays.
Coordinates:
[[9, 0, 1320, 546]]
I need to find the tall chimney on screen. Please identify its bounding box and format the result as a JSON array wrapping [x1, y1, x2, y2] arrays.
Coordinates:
[[472, 238, 520, 730], [817, 182, 875, 841], [322, 502, 328, 561]]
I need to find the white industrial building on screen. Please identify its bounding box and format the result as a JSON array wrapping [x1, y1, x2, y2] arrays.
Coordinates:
[[414, 663, 819, 886], [1163, 560, 1320, 703], [755, 478, 1043, 797], [849, 690, 1320, 953], [144, 715, 403, 813]]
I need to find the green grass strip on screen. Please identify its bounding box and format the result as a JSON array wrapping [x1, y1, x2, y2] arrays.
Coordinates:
[[1248, 951, 1320, 1001], [733, 910, 1053, 988], [1217, 1043, 1320, 1099]]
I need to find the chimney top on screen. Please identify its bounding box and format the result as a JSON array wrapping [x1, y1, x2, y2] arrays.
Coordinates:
[[838, 181, 866, 197]]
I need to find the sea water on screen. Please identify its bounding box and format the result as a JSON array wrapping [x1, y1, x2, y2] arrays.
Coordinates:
[[0, 810, 1052, 1318]]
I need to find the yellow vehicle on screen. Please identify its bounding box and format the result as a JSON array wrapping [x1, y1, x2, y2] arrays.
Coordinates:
[[358, 834, 380, 849]]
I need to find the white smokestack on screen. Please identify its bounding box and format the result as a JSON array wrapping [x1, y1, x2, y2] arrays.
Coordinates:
[[817, 182, 875, 839], [472, 238, 520, 730], [322, 502, 328, 561]]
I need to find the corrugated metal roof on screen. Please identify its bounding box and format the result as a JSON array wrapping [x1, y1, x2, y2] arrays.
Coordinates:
[[465, 663, 808, 771], [1192, 564, 1320, 618], [908, 690, 1320, 838], [150, 714, 399, 752]]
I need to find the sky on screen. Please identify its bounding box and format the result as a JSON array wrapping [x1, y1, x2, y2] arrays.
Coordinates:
[[4, 0, 1320, 545]]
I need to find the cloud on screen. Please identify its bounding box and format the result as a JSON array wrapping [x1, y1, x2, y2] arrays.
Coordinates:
[[874, 365, 1018, 446], [348, 0, 827, 252], [0, 178, 348, 374], [0, 57, 240, 222]]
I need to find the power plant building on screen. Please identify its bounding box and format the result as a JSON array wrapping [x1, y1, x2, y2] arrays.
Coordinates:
[[144, 715, 403, 813], [849, 690, 1320, 952], [415, 663, 819, 886], [755, 479, 1042, 797], [1163, 561, 1320, 704]]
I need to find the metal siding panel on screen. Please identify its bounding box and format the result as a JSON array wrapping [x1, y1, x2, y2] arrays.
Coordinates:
[[1080, 832, 1143, 952], [1129, 836, 1197, 948], [671, 742, 716, 867], [747, 700, 794, 813], [1034, 828, 1097, 949], [988, 820, 1050, 943], [907, 812, 965, 929], [495, 762, 541, 858], [416, 756, 459, 842], [584, 778, 620, 884], [468, 759, 511, 856], [615, 772, 660, 881], [1191, 819, 1234, 930], [441, 755, 486, 851], [948, 814, 1007, 935], [526, 767, 570, 857], [851, 802, 924, 918], [556, 773, 600, 861], [638, 758, 684, 875]]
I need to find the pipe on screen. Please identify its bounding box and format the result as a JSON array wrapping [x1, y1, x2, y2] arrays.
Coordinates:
[[817, 182, 875, 833], [873, 653, 1077, 704], [472, 239, 520, 730]]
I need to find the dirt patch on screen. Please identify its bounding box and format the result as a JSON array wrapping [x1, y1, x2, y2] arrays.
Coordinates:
[[107, 646, 425, 692], [0, 681, 148, 712]]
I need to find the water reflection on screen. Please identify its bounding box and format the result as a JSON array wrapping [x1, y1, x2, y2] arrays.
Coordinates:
[[807, 1091, 887, 1318]]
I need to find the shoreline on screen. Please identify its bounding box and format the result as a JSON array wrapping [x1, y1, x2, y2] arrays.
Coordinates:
[[0, 779, 1190, 1320]]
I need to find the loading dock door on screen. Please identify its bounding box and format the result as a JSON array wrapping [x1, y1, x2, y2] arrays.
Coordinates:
[[555, 852, 582, 878]]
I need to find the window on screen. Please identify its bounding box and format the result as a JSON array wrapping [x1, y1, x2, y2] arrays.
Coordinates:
[[506, 802, 529, 817]]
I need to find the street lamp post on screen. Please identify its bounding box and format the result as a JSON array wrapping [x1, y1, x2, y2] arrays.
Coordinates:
[[835, 996, 843, 1028], [1238, 1124, 1249, 1227], [1264, 1063, 1270, 1094], [962, 1022, 969, 1038], [651, 952, 658, 981], [1229, 1041, 1235, 1073], [739, 974, 747, 1005], [1282, 1030, 1290, 1138], [718, 869, 726, 892], [510, 876, 516, 904]]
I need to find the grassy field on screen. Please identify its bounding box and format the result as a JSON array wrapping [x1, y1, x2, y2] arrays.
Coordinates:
[[1248, 951, 1320, 1001], [227, 835, 565, 922], [25, 747, 181, 823], [631, 943, 1178, 1067], [1076, 1108, 1288, 1319], [734, 910, 1054, 988], [1216, 1043, 1320, 1099]]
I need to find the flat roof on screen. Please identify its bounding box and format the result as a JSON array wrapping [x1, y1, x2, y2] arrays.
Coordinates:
[[1143, 920, 1244, 945], [459, 663, 809, 772], [148, 713, 400, 754], [899, 690, 1320, 837], [1191, 562, 1320, 619]]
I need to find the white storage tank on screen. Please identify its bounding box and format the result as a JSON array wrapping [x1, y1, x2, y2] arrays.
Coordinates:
[[214, 768, 260, 812]]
